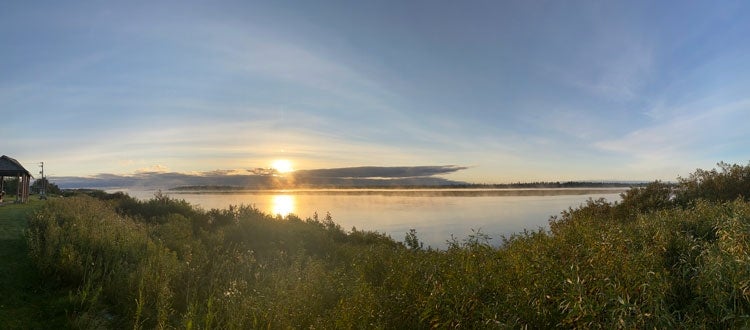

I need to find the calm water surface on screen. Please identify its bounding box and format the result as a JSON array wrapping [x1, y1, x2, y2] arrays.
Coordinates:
[[116, 188, 625, 248]]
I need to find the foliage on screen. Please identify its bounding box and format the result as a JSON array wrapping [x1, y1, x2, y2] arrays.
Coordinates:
[[617, 180, 674, 217], [0, 199, 70, 328], [31, 178, 63, 195], [23, 162, 750, 328], [676, 161, 750, 205], [2, 177, 19, 196], [2, 177, 62, 198]]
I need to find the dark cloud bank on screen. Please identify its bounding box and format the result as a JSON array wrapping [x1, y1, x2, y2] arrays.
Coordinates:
[[53, 165, 468, 189]]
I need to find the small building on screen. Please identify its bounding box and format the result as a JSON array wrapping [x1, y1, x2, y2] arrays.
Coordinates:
[[0, 155, 33, 203]]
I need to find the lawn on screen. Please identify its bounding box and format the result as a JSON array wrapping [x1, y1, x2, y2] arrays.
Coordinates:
[[0, 198, 70, 329]]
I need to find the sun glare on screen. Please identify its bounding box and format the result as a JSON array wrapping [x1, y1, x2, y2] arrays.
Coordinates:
[[271, 195, 295, 217], [271, 159, 293, 174]]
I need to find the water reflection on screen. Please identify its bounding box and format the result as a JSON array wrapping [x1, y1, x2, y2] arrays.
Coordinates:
[[271, 195, 295, 217], [122, 188, 625, 248]]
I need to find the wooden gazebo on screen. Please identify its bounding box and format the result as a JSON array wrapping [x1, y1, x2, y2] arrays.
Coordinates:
[[0, 155, 32, 203]]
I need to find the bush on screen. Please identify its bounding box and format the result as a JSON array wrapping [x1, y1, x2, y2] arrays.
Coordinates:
[[617, 180, 675, 218], [677, 161, 750, 205], [24, 163, 750, 328]]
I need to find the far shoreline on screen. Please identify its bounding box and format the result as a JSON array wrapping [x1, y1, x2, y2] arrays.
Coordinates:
[[168, 181, 647, 192], [162, 187, 629, 198]]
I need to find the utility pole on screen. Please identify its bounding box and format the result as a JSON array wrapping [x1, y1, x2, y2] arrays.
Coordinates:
[[39, 162, 46, 200]]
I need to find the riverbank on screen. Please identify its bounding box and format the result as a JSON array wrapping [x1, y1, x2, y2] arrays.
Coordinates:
[[25, 166, 750, 327], [107, 187, 625, 249], [9, 162, 750, 327], [0, 199, 69, 328]]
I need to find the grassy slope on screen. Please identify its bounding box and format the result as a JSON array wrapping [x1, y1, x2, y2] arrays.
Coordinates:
[[0, 199, 69, 329]]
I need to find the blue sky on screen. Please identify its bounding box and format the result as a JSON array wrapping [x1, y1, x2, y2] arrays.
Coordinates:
[[2, 0, 749, 183]]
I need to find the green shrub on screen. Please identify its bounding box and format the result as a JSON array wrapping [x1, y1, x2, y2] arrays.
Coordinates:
[[24, 163, 750, 328], [677, 161, 750, 205]]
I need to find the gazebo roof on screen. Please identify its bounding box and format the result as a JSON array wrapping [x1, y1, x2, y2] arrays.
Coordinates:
[[0, 155, 32, 177]]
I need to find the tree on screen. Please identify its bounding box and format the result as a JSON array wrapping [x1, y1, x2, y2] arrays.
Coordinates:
[[2, 177, 18, 196], [31, 178, 62, 195], [676, 161, 750, 204], [404, 229, 423, 251]]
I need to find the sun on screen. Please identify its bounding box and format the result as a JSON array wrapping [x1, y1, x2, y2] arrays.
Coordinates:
[[271, 159, 294, 174]]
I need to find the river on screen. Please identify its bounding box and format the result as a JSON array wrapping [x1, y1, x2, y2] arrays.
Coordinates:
[[113, 188, 625, 248]]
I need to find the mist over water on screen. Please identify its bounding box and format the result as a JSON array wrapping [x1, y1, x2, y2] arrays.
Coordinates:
[[117, 188, 624, 248]]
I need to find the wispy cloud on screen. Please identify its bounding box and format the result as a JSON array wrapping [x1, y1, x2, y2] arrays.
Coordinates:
[[135, 164, 169, 174], [595, 99, 750, 168], [184, 21, 397, 111], [580, 39, 653, 100], [537, 8, 655, 102], [4, 1, 749, 184]]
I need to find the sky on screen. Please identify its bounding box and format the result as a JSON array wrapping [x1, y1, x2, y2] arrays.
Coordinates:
[[2, 0, 750, 185]]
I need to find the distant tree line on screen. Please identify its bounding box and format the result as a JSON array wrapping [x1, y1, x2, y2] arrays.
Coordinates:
[[451, 181, 650, 189], [170, 181, 649, 191]]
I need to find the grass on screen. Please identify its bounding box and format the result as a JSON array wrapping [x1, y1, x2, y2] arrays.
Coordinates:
[[0, 198, 70, 329], [12, 161, 750, 328], [23, 193, 750, 328]]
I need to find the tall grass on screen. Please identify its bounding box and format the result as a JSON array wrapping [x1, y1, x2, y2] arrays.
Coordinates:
[[25, 162, 750, 328]]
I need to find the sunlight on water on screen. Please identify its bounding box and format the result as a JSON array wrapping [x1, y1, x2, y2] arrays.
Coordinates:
[[271, 195, 295, 217], [121, 188, 625, 248]]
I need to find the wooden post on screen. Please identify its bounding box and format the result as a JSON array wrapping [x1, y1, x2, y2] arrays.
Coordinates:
[[15, 175, 30, 203], [26, 175, 30, 202], [22, 175, 30, 203]]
